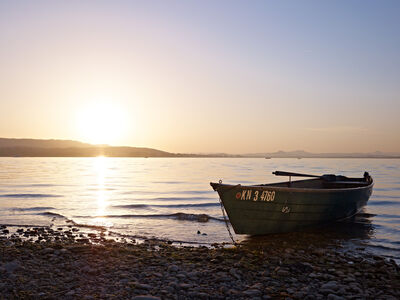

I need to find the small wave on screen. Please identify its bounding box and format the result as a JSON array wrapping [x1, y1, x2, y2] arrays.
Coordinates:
[[12, 207, 56, 212], [8, 184, 57, 188], [37, 211, 68, 219], [372, 194, 400, 200], [152, 181, 184, 184], [366, 243, 400, 252], [112, 204, 149, 209], [157, 203, 219, 208], [117, 196, 213, 202], [176, 190, 214, 194], [112, 202, 219, 209], [35, 211, 108, 231], [75, 212, 223, 223], [152, 196, 212, 201], [374, 187, 400, 192], [0, 193, 62, 198], [368, 201, 400, 206], [378, 214, 400, 219], [171, 212, 222, 222]]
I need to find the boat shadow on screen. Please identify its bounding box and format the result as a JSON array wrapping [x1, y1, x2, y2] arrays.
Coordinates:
[[239, 211, 375, 251]]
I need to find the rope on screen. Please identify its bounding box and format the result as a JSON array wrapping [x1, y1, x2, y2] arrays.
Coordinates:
[[216, 180, 238, 246], [218, 196, 237, 246]]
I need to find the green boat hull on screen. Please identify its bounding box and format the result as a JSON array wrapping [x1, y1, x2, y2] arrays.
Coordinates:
[[211, 176, 373, 235]]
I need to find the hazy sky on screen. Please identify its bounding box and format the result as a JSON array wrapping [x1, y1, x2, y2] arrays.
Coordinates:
[[1, 1, 399, 154]]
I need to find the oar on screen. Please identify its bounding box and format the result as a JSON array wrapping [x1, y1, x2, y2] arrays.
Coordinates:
[[272, 171, 320, 178], [272, 171, 338, 182]]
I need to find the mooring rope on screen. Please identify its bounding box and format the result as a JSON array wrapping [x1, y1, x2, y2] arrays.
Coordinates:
[[216, 180, 239, 246]]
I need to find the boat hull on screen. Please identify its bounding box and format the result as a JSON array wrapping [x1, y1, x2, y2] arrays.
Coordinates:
[[211, 180, 373, 235]]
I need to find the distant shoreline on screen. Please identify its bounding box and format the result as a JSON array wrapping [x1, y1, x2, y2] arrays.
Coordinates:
[[0, 138, 399, 159], [1, 155, 400, 159]]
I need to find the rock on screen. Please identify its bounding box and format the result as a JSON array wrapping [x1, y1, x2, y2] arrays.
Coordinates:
[[243, 289, 262, 297], [277, 269, 290, 276], [135, 283, 152, 290], [285, 248, 294, 254], [65, 290, 75, 296], [250, 283, 263, 290], [132, 296, 161, 300], [229, 268, 241, 280], [168, 264, 179, 272], [321, 281, 339, 291], [313, 248, 325, 256], [42, 247, 54, 254], [59, 248, 69, 254], [193, 292, 209, 299], [4, 260, 20, 273], [187, 271, 199, 278], [327, 294, 345, 300], [179, 283, 191, 289]]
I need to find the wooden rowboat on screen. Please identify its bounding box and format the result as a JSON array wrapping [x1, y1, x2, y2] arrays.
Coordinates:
[[210, 171, 373, 235]]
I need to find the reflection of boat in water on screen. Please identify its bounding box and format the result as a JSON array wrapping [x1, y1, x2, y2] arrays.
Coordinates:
[[240, 213, 375, 251], [210, 171, 373, 235]]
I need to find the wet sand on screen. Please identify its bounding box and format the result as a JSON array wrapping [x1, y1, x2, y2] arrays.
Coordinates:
[[0, 225, 399, 299]]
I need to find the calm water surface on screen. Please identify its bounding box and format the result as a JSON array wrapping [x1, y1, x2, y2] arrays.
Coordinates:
[[0, 158, 399, 261]]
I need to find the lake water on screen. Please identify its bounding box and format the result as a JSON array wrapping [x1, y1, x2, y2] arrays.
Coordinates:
[[0, 157, 399, 262]]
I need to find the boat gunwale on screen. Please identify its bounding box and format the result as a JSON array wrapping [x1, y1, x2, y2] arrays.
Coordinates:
[[211, 178, 374, 194]]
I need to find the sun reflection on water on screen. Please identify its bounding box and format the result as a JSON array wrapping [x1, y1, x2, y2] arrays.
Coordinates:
[[93, 156, 113, 227]]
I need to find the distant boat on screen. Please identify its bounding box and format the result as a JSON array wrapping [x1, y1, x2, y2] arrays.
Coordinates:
[[265, 157, 271, 159], [210, 171, 373, 235]]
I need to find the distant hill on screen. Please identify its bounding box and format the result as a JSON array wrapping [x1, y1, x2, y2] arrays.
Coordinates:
[[0, 138, 176, 157], [0, 138, 92, 149]]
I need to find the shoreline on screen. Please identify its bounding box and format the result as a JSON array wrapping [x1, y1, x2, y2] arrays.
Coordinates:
[[1, 225, 399, 299]]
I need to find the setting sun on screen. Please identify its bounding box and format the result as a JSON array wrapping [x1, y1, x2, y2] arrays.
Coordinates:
[[76, 101, 128, 145]]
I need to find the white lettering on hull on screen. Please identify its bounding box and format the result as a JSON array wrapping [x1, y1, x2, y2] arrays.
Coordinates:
[[236, 190, 275, 202]]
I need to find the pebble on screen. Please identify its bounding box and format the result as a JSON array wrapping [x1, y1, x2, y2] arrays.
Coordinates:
[[167, 264, 179, 272], [135, 283, 152, 290], [3, 260, 20, 272], [327, 294, 345, 300], [321, 281, 339, 291], [42, 247, 54, 254], [243, 289, 262, 297]]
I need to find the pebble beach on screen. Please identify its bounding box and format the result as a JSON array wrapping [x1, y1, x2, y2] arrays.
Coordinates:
[[1, 224, 399, 300]]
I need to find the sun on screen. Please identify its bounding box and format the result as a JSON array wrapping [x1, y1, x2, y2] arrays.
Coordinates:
[[76, 101, 128, 145]]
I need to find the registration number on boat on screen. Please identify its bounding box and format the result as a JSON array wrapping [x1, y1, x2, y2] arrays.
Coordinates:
[[236, 190, 275, 202]]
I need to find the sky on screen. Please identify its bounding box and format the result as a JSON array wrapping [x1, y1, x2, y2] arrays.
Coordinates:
[[0, 0, 399, 154]]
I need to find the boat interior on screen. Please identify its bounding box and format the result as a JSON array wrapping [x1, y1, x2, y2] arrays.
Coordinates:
[[259, 174, 372, 189]]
